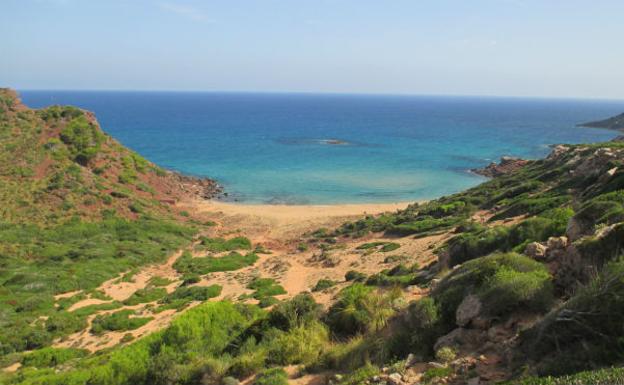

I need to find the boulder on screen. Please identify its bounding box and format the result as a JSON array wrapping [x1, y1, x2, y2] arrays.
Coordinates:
[[524, 242, 547, 259], [387, 373, 403, 385], [547, 236, 568, 250], [405, 353, 418, 368], [456, 294, 483, 327], [565, 217, 586, 242]]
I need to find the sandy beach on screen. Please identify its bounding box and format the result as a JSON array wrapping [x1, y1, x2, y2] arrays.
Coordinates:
[[182, 200, 414, 242], [192, 200, 412, 220]]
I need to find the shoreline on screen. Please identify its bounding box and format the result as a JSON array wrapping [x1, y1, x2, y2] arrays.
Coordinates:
[[189, 200, 414, 220]]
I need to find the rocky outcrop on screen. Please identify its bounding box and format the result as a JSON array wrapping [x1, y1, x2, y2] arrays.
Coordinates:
[[169, 172, 223, 200], [524, 242, 547, 260], [471, 156, 529, 178]]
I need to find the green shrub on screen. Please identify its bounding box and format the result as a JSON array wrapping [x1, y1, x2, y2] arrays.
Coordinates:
[[423, 366, 453, 382], [345, 270, 367, 282], [381, 243, 401, 252], [403, 297, 443, 358], [123, 287, 167, 305], [264, 321, 329, 366], [174, 251, 259, 275], [59, 115, 104, 165], [268, 293, 322, 330], [511, 367, 624, 385], [337, 363, 380, 385], [312, 279, 337, 292], [434, 253, 553, 327], [200, 236, 252, 252], [148, 276, 173, 287], [247, 278, 287, 300], [252, 367, 288, 385], [161, 285, 222, 304], [517, 260, 624, 375], [91, 310, 153, 334], [21, 347, 88, 368], [258, 296, 280, 308], [325, 285, 400, 336]]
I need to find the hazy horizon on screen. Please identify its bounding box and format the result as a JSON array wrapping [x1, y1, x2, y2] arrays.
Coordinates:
[[3, 0, 624, 99], [14, 88, 624, 103]]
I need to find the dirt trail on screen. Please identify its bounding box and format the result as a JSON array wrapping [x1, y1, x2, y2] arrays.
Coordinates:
[[54, 199, 450, 352]]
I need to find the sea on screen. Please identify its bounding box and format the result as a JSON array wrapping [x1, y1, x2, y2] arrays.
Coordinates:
[[19, 91, 624, 204]]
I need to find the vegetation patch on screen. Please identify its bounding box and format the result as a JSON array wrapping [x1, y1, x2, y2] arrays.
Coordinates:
[[174, 250, 259, 275], [200, 236, 252, 252], [122, 287, 167, 306], [91, 310, 153, 335]]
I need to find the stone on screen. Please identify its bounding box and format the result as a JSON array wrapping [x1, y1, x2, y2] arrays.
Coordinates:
[[547, 236, 568, 250], [405, 353, 418, 367], [387, 373, 403, 385], [524, 242, 547, 259], [467, 377, 481, 385], [565, 217, 586, 241], [456, 294, 482, 327], [427, 361, 446, 369]]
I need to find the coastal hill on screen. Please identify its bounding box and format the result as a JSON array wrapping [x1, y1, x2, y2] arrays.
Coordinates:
[[0, 88, 220, 224], [1, 90, 624, 385], [578, 112, 624, 131]]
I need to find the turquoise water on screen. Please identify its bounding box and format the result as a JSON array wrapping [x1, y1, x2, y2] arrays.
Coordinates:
[[20, 91, 623, 204]]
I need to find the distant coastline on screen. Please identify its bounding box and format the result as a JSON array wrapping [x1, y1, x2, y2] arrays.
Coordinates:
[[578, 112, 624, 131]]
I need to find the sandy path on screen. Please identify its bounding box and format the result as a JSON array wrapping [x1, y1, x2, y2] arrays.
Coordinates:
[[54, 199, 452, 353]]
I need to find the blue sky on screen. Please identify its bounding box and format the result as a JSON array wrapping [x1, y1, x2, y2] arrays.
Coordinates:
[[2, 0, 624, 98]]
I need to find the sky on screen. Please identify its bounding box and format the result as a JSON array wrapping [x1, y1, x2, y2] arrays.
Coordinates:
[[2, 0, 624, 99]]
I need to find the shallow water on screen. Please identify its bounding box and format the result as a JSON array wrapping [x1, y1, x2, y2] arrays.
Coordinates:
[[20, 91, 623, 204]]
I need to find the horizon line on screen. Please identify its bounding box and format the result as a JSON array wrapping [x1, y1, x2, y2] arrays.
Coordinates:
[[10, 87, 624, 103]]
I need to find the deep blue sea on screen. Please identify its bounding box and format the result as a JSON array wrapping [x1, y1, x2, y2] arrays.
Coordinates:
[[19, 91, 624, 204]]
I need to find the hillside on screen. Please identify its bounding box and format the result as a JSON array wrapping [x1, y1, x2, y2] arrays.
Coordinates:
[[579, 112, 624, 131], [1, 89, 624, 385], [0, 89, 222, 363]]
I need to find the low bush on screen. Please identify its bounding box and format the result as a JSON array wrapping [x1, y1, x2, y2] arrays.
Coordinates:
[[200, 236, 252, 252], [247, 278, 287, 300], [123, 287, 167, 306], [312, 279, 337, 292], [517, 260, 624, 375], [91, 310, 153, 334], [512, 367, 624, 385], [433, 253, 553, 327], [268, 293, 322, 330], [345, 270, 367, 282], [21, 347, 88, 368], [252, 367, 288, 385], [174, 251, 259, 275], [325, 285, 401, 336]]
